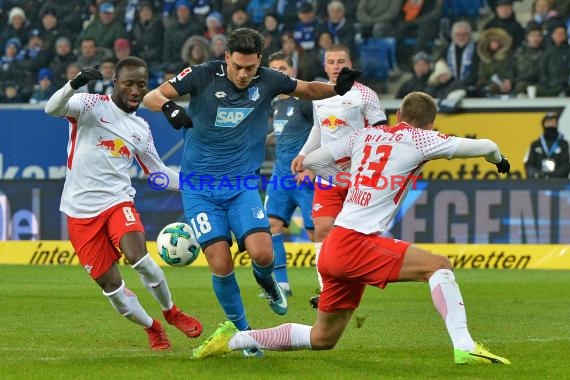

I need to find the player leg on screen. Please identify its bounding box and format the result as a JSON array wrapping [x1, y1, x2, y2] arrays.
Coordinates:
[[229, 189, 288, 316], [108, 203, 203, 339], [265, 187, 298, 296], [397, 245, 511, 364], [183, 190, 253, 336], [67, 208, 170, 351], [310, 185, 348, 308]]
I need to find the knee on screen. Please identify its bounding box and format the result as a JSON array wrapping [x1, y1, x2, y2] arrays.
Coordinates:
[[269, 219, 284, 234], [425, 256, 453, 280], [310, 328, 339, 350]]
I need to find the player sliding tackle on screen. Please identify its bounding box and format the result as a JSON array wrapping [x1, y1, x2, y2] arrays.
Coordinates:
[[191, 91, 511, 365]]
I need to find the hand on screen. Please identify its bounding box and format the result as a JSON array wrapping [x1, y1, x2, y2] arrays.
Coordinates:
[[295, 169, 315, 185], [334, 67, 361, 96], [495, 156, 510, 174], [161, 100, 193, 129], [70, 66, 102, 90], [291, 155, 305, 174]]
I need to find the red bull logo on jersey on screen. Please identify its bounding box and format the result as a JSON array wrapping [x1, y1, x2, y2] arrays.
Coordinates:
[[215, 107, 253, 128], [321, 115, 349, 132], [96, 137, 131, 158]]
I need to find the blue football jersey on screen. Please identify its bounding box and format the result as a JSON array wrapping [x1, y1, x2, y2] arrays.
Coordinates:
[[168, 61, 298, 184], [271, 96, 313, 179]]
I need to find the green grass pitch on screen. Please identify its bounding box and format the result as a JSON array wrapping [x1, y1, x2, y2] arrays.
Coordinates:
[[1, 265, 568, 380]]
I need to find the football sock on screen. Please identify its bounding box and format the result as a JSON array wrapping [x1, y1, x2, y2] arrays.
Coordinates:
[[272, 233, 289, 284], [212, 272, 249, 331], [132, 253, 173, 311], [428, 269, 476, 351], [103, 281, 153, 328], [252, 259, 275, 293], [315, 242, 323, 290], [229, 323, 312, 351]]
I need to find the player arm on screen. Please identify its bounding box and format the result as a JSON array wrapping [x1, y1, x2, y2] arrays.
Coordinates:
[[298, 124, 322, 156], [290, 79, 337, 100], [136, 131, 180, 191], [44, 82, 76, 117], [142, 81, 182, 111], [303, 145, 342, 180], [452, 138, 503, 164]]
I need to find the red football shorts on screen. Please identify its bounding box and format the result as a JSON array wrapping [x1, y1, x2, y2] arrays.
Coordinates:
[[67, 202, 145, 279], [318, 226, 410, 312], [312, 183, 349, 218]]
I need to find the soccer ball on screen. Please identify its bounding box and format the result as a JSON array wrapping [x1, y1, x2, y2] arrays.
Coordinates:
[[156, 222, 200, 267]]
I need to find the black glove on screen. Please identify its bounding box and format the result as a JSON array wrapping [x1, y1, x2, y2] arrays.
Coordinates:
[[161, 100, 193, 130], [496, 156, 510, 174], [70, 66, 102, 90], [333, 67, 362, 96]]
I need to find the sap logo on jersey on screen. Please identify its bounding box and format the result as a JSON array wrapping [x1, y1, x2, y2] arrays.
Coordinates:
[[215, 107, 253, 128]]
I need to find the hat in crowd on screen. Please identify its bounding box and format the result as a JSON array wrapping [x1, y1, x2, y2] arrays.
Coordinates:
[[138, 1, 154, 11], [175, 0, 192, 10], [41, 8, 58, 18], [37, 68, 54, 82], [496, 0, 513, 6], [298, 2, 314, 13], [99, 2, 115, 13], [413, 51, 432, 63], [29, 29, 42, 39], [206, 11, 223, 26], [542, 112, 560, 124], [114, 38, 131, 50], [5, 38, 21, 50], [8, 7, 26, 23]]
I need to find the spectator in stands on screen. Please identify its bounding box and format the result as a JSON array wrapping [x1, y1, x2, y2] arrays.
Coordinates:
[[356, 0, 403, 39], [162, 0, 203, 68], [280, 32, 321, 82], [130, 1, 164, 74], [39, 0, 88, 35], [276, 0, 302, 30], [0, 38, 32, 100], [181, 35, 210, 70], [50, 36, 77, 87], [531, 0, 560, 35], [313, 30, 334, 81], [76, 38, 112, 68], [29, 67, 56, 105], [395, 0, 442, 69], [319, 1, 357, 56], [18, 29, 51, 74], [1, 7, 29, 48], [537, 23, 570, 96], [210, 33, 227, 60], [87, 57, 115, 95], [476, 27, 514, 98], [38, 8, 65, 53], [262, 11, 284, 47], [555, 0, 570, 17], [192, 0, 214, 23], [246, 0, 276, 27], [293, 2, 322, 51], [434, 20, 479, 97], [511, 22, 544, 97], [113, 38, 132, 61], [226, 7, 253, 34], [439, 0, 482, 43], [396, 51, 434, 98], [64, 62, 87, 93], [0, 81, 26, 103], [315, 0, 358, 24], [204, 11, 225, 40], [79, 2, 127, 50], [483, 0, 525, 50], [524, 112, 570, 179]]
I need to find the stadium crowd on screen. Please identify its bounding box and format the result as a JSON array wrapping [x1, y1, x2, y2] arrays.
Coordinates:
[[1, 0, 569, 104]]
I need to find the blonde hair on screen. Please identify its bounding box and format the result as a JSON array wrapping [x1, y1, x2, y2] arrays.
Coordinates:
[[400, 92, 438, 129]]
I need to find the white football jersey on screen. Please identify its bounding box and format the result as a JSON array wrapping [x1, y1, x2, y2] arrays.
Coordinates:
[[312, 82, 386, 145], [59, 93, 168, 218], [327, 123, 460, 234]]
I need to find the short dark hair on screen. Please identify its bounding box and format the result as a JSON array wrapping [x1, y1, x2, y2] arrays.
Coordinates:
[[115, 56, 148, 77], [268, 51, 293, 67], [226, 28, 264, 56]]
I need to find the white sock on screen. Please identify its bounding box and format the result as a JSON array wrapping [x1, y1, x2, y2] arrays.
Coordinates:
[[277, 282, 290, 292], [315, 242, 323, 290], [132, 253, 174, 311], [228, 323, 312, 351], [103, 281, 153, 328], [428, 269, 475, 351]]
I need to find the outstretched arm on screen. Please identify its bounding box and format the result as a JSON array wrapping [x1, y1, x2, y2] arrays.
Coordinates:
[[45, 82, 75, 117], [453, 138, 510, 173], [290, 67, 361, 99], [143, 82, 193, 129]]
